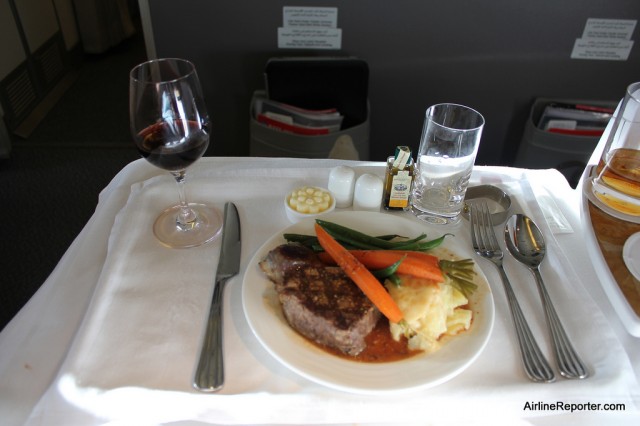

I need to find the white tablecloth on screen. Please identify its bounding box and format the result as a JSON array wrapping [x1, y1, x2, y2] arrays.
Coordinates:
[[1, 157, 639, 425]]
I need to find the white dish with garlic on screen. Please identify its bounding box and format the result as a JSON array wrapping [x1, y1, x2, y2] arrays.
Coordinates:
[[285, 186, 336, 223]]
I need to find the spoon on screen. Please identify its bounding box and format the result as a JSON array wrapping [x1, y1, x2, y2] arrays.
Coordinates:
[[504, 214, 590, 379]]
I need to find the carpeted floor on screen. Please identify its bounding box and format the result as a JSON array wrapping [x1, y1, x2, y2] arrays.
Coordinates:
[[0, 27, 147, 330]]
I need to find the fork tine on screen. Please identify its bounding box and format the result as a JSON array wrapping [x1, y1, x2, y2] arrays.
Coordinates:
[[470, 203, 479, 250], [480, 201, 499, 252], [471, 202, 486, 252], [474, 201, 488, 252]]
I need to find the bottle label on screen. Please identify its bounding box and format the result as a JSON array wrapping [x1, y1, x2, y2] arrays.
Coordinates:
[[389, 171, 411, 207], [392, 147, 411, 169]]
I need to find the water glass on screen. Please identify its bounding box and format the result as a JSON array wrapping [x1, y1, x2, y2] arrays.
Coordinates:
[[410, 103, 484, 224], [592, 81, 640, 218]]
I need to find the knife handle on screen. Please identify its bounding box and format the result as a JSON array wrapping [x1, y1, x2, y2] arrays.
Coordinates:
[[193, 277, 228, 392]]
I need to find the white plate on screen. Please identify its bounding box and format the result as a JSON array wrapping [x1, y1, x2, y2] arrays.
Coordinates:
[[623, 232, 640, 281], [242, 211, 495, 394]]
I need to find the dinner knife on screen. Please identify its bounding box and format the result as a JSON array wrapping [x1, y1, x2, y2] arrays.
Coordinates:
[[193, 202, 241, 392]]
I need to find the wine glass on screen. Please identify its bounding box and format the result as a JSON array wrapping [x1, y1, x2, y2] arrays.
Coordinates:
[[129, 58, 222, 248]]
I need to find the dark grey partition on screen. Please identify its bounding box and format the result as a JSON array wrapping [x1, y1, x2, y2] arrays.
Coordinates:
[[142, 0, 639, 166]]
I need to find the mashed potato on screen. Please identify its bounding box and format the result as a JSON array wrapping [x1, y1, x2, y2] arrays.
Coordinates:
[[386, 275, 472, 353]]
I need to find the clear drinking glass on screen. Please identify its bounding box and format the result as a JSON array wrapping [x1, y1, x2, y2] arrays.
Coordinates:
[[592, 81, 640, 218], [410, 103, 484, 225], [129, 58, 222, 248]]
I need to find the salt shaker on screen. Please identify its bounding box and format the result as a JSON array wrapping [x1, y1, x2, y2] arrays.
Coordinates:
[[328, 166, 356, 208], [353, 173, 383, 211]]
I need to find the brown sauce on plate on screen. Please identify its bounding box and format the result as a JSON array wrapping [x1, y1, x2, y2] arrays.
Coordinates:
[[306, 317, 423, 363]]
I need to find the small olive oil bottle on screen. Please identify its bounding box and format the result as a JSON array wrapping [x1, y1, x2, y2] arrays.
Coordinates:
[[383, 146, 414, 210]]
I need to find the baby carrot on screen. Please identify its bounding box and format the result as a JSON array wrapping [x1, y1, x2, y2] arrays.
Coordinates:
[[386, 250, 441, 269], [314, 223, 404, 324], [318, 250, 444, 283]]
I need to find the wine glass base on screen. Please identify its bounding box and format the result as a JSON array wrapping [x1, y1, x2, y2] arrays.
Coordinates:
[[153, 203, 222, 248]]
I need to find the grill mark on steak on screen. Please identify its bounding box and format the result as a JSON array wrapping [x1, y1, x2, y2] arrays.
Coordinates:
[[259, 243, 380, 356]]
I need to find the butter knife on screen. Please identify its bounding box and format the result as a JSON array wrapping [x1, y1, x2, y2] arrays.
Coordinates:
[[193, 202, 241, 392]]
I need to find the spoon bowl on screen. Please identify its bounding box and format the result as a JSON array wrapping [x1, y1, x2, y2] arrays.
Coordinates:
[[505, 214, 589, 379], [505, 215, 546, 268]]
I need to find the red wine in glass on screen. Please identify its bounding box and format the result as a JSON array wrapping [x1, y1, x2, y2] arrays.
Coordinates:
[[135, 120, 209, 171]]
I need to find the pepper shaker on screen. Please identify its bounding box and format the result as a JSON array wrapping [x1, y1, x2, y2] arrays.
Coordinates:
[[353, 173, 383, 211], [328, 166, 356, 208]]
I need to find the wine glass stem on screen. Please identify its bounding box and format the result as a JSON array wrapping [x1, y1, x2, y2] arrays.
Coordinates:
[[171, 170, 197, 228]]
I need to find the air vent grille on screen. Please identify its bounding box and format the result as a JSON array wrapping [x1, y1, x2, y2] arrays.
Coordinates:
[[0, 33, 72, 131], [1, 67, 37, 126], [36, 41, 65, 86]]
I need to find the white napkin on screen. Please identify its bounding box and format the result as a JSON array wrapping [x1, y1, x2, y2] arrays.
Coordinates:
[[27, 162, 640, 425]]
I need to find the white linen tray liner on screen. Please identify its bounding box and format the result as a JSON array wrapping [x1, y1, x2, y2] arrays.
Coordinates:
[[34, 163, 639, 424]]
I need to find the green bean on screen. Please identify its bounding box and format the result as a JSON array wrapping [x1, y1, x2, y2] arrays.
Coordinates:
[[315, 219, 428, 250], [284, 232, 390, 251], [371, 255, 406, 279], [286, 223, 450, 253], [284, 233, 399, 244], [376, 234, 407, 241], [316, 220, 395, 249], [283, 233, 316, 244], [412, 233, 453, 251]]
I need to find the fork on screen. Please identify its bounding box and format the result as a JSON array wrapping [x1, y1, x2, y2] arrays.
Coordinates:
[[470, 201, 555, 383]]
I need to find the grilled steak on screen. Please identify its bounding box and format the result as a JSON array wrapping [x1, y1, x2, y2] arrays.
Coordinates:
[[259, 243, 380, 356]]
